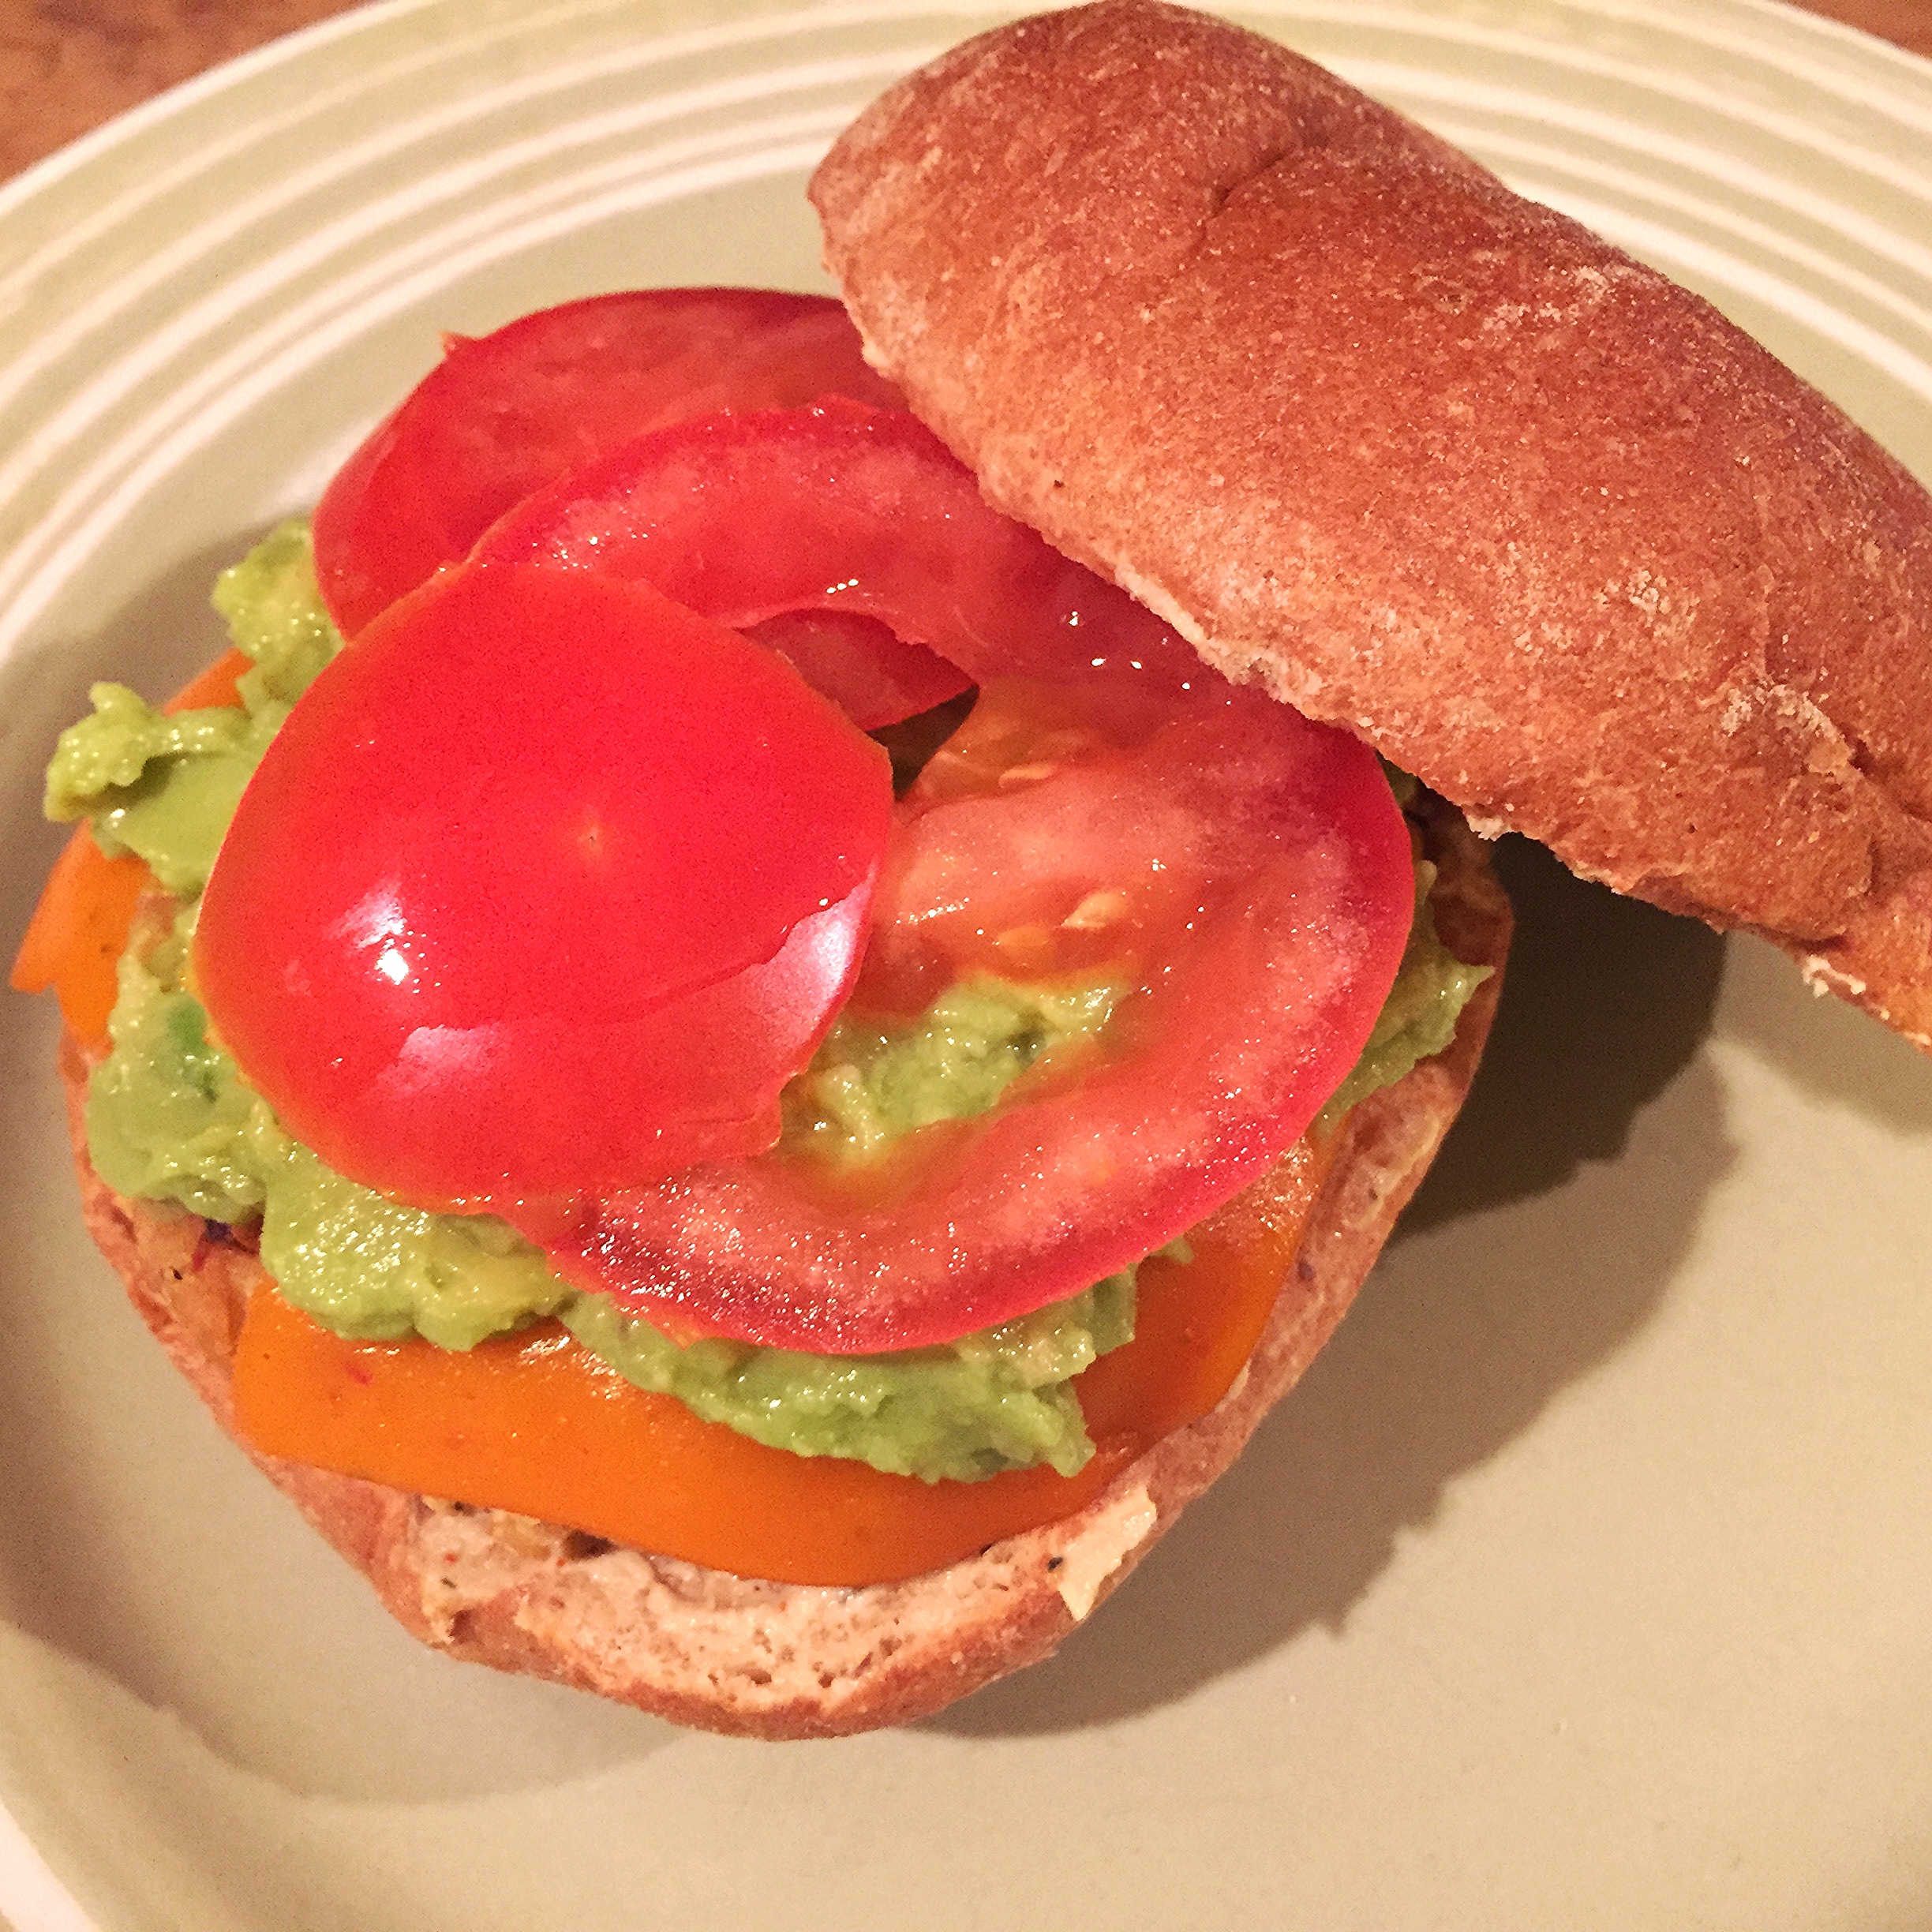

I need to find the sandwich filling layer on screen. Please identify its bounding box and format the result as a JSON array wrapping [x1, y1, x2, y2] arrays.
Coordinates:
[[39, 523, 1488, 1483]]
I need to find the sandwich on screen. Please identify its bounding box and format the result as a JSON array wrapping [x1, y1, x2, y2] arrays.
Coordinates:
[[11, 0, 1927, 1740]]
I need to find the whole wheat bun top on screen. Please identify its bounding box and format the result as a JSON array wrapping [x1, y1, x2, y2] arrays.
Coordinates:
[[811, 0, 1932, 1045]]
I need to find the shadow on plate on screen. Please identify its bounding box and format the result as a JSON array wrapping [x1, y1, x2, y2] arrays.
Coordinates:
[[1713, 931, 1932, 1136], [930, 837, 1734, 1739]]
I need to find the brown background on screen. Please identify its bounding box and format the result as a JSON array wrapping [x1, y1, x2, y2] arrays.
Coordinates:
[[2, 0, 1928, 183]]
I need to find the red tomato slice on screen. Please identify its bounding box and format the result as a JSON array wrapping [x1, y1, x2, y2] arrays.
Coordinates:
[[481, 409, 1414, 1350], [312, 289, 908, 638], [739, 609, 969, 733], [193, 564, 893, 1207], [477, 401, 1199, 708]]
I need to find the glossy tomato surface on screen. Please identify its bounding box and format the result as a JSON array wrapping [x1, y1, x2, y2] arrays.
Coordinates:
[[478, 401, 1196, 702], [312, 289, 905, 637], [194, 564, 893, 1206]]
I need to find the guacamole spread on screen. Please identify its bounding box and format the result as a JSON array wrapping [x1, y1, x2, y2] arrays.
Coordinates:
[[48, 525, 1487, 1483]]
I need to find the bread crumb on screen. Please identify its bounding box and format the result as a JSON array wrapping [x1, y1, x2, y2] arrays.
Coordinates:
[[1052, 1485, 1156, 1622], [1799, 954, 1867, 1001]]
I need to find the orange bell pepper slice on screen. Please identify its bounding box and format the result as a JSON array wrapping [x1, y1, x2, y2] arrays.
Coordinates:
[[232, 1137, 1333, 1587], [9, 832, 151, 1048], [161, 646, 252, 714]]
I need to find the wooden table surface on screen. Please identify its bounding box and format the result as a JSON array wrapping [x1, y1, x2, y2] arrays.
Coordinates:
[[1, 0, 1927, 185]]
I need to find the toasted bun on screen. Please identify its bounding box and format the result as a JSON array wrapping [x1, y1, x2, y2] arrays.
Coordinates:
[[812, 0, 1932, 1046], [67, 799, 1505, 1739]]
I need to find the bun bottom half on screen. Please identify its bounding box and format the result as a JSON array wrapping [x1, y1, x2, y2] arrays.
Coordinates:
[[59, 797, 1507, 1739]]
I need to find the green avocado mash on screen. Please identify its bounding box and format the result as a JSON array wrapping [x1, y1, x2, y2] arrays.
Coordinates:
[[50, 524, 1488, 1484], [44, 523, 324, 894], [1316, 856, 1491, 1132], [781, 975, 1120, 1163], [564, 1271, 1136, 1481]]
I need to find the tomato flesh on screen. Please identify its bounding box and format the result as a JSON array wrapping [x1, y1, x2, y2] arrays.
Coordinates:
[[478, 401, 1197, 704], [738, 608, 968, 733], [313, 289, 908, 637], [193, 565, 893, 1206]]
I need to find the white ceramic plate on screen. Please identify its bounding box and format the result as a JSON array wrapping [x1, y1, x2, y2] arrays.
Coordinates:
[[4, 3, 1931, 1927]]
